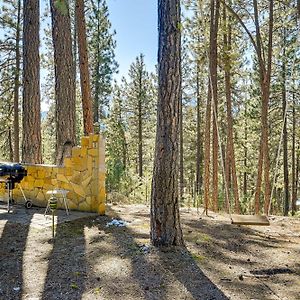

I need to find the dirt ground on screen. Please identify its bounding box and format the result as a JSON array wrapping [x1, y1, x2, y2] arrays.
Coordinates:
[[0, 204, 299, 300]]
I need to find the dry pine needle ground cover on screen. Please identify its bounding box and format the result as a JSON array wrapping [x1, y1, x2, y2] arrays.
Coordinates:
[[0, 204, 299, 300]]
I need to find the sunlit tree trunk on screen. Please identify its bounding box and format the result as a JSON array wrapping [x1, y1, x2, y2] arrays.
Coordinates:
[[243, 104, 248, 202], [150, 0, 184, 247], [211, 0, 220, 212], [281, 33, 289, 216], [75, 0, 93, 135], [50, 0, 76, 165], [203, 85, 212, 215], [13, 0, 21, 162], [196, 64, 203, 197], [137, 68, 143, 178], [179, 91, 184, 203], [22, 0, 42, 164], [292, 94, 297, 215]]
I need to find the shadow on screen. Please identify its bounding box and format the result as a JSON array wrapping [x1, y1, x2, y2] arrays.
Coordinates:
[[41, 214, 92, 300], [111, 206, 300, 300], [0, 207, 33, 299], [4, 203, 294, 299], [95, 207, 230, 300], [182, 219, 284, 262], [250, 268, 295, 275]]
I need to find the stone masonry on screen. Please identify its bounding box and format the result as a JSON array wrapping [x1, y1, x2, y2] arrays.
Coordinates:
[[0, 134, 105, 214]]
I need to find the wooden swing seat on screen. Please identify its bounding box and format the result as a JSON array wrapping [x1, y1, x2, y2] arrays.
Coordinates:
[[231, 214, 270, 226]]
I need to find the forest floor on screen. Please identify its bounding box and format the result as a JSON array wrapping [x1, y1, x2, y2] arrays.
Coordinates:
[[0, 203, 299, 300]]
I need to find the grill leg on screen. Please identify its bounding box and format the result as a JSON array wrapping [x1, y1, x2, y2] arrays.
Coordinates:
[[7, 189, 10, 212], [7, 185, 12, 213]]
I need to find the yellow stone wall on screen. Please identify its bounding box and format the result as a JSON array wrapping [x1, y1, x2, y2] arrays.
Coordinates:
[[0, 134, 106, 214]]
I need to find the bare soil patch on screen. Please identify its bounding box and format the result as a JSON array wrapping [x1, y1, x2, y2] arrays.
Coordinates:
[[0, 204, 299, 299]]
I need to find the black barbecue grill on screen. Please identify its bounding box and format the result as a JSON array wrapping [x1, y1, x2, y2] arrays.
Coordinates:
[[0, 163, 28, 212]]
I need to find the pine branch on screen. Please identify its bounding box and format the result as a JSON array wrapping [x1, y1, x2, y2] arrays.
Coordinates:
[[219, 0, 259, 60]]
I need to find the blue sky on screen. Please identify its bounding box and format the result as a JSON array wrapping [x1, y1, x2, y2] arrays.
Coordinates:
[[38, 0, 157, 110], [1, 0, 157, 110], [107, 0, 158, 80]]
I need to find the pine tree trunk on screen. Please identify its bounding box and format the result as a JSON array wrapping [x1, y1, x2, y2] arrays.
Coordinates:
[[138, 88, 143, 178], [73, 2, 77, 93], [138, 99, 143, 178], [295, 146, 300, 213], [50, 0, 76, 165], [76, 0, 94, 135], [196, 64, 203, 196], [211, 0, 220, 212], [292, 95, 297, 215], [243, 111, 248, 201], [253, 0, 273, 215], [22, 0, 42, 164], [282, 42, 289, 216], [254, 139, 264, 213], [262, 86, 271, 215], [13, 0, 21, 163], [8, 128, 13, 162], [262, 0, 273, 215], [150, 0, 184, 247], [93, 0, 101, 123], [179, 90, 184, 203], [203, 85, 212, 215]]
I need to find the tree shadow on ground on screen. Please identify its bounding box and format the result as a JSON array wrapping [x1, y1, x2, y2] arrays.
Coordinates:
[[41, 215, 91, 300], [116, 207, 300, 300], [96, 208, 230, 300], [183, 219, 284, 262], [0, 208, 32, 299]]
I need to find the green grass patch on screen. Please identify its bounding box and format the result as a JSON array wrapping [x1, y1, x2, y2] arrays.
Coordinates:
[[191, 253, 206, 262], [70, 283, 79, 289]]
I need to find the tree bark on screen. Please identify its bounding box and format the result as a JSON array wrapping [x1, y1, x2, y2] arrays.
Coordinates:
[[244, 104, 248, 201], [150, 0, 184, 247], [93, 0, 101, 123], [8, 128, 13, 162], [13, 0, 21, 162], [50, 0, 76, 165], [179, 90, 184, 203], [22, 0, 42, 164], [138, 65, 143, 178], [282, 36, 289, 216], [203, 85, 212, 215], [196, 64, 203, 196], [292, 93, 297, 215], [75, 0, 94, 135], [211, 0, 220, 212], [295, 145, 300, 214]]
